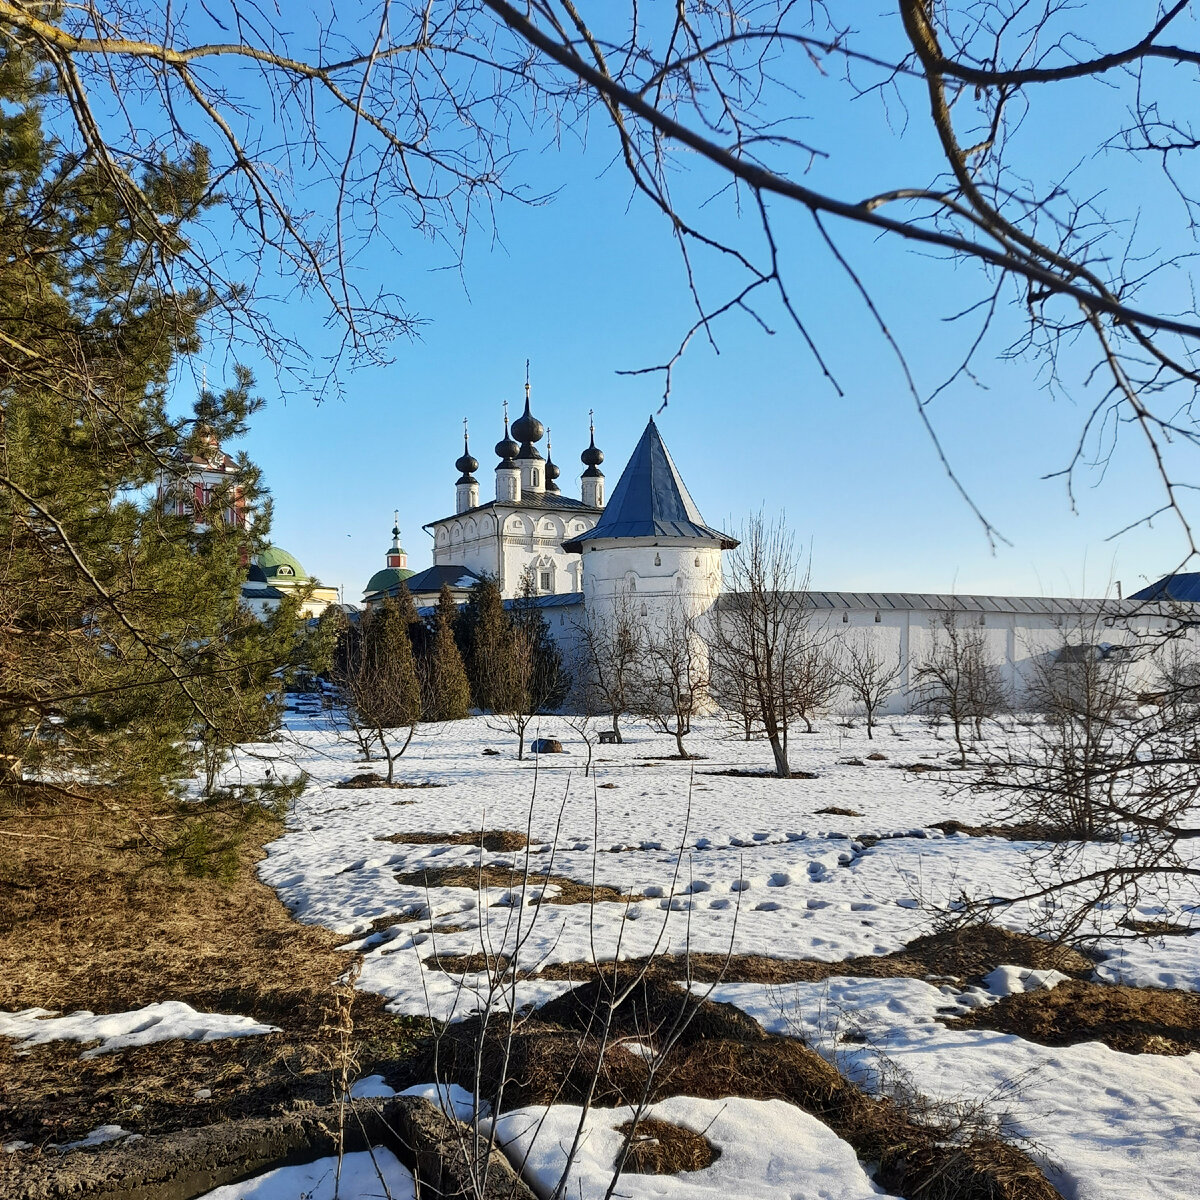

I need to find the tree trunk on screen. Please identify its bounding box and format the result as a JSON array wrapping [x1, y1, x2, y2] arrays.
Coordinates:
[[612, 713, 622, 743], [517, 724, 525, 760], [866, 709, 875, 740], [768, 733, 791, 778], [674, 723, 688, 758]]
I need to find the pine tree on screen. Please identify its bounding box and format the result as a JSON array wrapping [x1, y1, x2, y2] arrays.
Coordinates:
[[352, 598, 421, 781], [0, 44, 293, 810], [423, 585, 470, 722], [459, 578, 520, 714]]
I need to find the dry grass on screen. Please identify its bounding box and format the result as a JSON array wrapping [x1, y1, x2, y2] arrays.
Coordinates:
[[406, 975, 1061, 1200], [617, 1117, 719, 1173], [377, 829, 529, 852], [701, 768, 818, 780], [933, 819, 1087, 843], [815, 806, 863, 816], [393, 864, 641, 906], [335, 773, 445, 790], [949, 979, 1200, 1055], [532, 927, 1093, 987], [0, 790, 426, 1149]]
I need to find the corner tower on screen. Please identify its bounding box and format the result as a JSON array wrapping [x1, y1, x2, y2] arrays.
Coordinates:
[[564, 417, 736, 619]]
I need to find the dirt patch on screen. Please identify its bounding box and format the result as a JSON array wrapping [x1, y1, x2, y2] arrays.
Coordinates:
[[837, 758, 866, 766], [815, 806, 863, 816], [394, 864, 641, 906], [533, 927, 1093, 988], [949, 979, 1200, 1055], [335, 773, 445, 789], [892, 762, 944, 774], [377, 829, 529, 853], [0, 790, 427, 1152], [866, 752, 888, 760], [702, 768, 818, 780], [406, 974, 1060, 1200], [617, 1117, 719, 1173]]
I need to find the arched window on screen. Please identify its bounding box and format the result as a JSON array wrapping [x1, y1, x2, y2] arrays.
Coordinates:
[[654, 552, 662, 566], [842, 612, 849, 624], [694, 556, 701, 567], [532, 469, 539, 487], [874, 611, 881, 623]]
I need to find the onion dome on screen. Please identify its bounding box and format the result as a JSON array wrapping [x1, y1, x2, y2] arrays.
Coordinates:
[[545, 430, 561, 494], [455, 424, 479, 483], [495, 412, 519, 465], [581, 412, 605, 477], [511, 396, 544, 446]]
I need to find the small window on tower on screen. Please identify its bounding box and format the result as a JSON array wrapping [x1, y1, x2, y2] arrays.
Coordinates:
[[694, 556, 701, 567], [842, 612, 849, 623], [654, 553, 662, 566], [874, 611, 881, 623], [532, 470, 539, 487]]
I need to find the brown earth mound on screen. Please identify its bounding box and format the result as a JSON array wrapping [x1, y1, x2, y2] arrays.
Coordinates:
[[617, 1117, 719, 1173], [403, 975, 1060, 1200], [815, 806, 863, 816], [533, 927, 1093, 987], [701, 768, 818, 780], [377, 829, 529, 852], [949, 979, 1200, 1055]]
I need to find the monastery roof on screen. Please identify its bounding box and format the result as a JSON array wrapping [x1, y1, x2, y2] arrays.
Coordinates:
[[1129, 572, 1200, 604], [364, 565, 415, 598], [373, 563, 484, 601], [716, 591, 1189, 616], [256, 546, 308, 582], [423, 494, 602, 531], [563, 418, 736, 552]]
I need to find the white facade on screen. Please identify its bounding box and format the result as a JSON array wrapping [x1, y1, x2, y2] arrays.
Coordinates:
[[428, 504, 600, 598]]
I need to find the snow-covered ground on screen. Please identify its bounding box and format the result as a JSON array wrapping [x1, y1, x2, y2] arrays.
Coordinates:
[[238, 712, 1200, 1200]]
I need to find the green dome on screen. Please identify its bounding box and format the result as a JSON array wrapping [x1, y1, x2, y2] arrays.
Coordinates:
[[365, 565, 414, 597], [257, 545, 308, 582]]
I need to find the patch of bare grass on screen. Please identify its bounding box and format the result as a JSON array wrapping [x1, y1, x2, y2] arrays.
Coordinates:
[[533, 927, 1092, 987], [932, 819, 1093, 844], [617, 1117, 719, 1173], [393, 864, 641, 906], [406, 975, 1060, 1200], [948, 979, 1200, 1055], [0, 789, 427, 1151], [702, 768, 818, 780], [815, 806, 863, 816], [376, 829, 528, 852], [335, 773, 445, 790]]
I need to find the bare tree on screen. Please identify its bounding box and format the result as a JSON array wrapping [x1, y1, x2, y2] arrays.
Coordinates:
[[570, 584, 643, 744], [914, 610, 1007, 759], [8, 2, 1200, 541], [709, 513, 814, 777], [838, 634, 904, 740], [788, 633, 843, 737], [634, 601, 709, 759]]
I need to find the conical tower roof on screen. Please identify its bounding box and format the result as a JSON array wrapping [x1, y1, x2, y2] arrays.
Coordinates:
[[563, 418, 736, 552]]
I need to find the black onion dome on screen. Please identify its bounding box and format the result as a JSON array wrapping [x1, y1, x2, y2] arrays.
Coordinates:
[[511, 395, 544, 445], [455, 433, 479, 480], [581, 427, 604, 476], [495, 417, 519, 463], [545, 439, 561, 492]]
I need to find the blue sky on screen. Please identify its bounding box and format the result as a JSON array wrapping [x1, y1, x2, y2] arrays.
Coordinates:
[[167, 6, 1197, 604]]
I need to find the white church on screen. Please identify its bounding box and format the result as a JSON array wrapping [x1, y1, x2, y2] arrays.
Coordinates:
[[360, 386, 1196, 714]]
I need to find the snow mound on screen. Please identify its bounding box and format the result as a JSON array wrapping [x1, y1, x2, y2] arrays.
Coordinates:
[[981, 964, 1072, 997], [198, 1148, 414, 1199], [0, 1002, 279, 1057], [491, 1095, 898, 1199]]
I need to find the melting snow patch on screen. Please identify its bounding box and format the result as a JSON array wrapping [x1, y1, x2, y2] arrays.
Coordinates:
[[491, 1095, 899, 1199], [0, 1002, 278, 1058], [398, 1081, 490, 1121], [981, 964, 1072, 997], [54, 1125, 141, 1152], [198, 1148, 414, 1199]]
